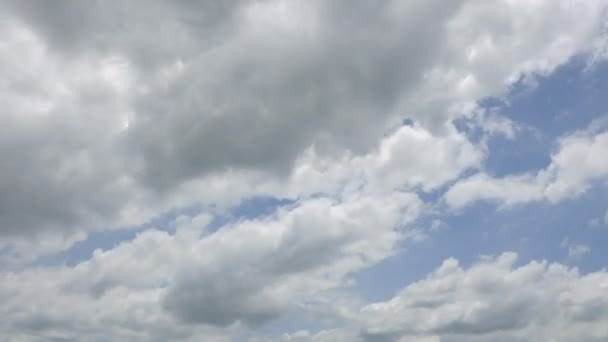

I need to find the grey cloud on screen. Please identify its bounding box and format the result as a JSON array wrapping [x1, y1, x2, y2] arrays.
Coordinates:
[[0, 116, 122, 235], [0, 65, 132, 241], [0, 15, 149, 255], [125, 0, 467, 190], [1, 0, 605, 251], [3, 0, 247, 69], [0, 0, 468, 250]]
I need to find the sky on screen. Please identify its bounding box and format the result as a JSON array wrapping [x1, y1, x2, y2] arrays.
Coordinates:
[[1, 1, 608, 341]]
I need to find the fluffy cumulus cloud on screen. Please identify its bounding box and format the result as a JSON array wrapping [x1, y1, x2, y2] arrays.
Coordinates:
[[163, 193, 422, 326], [358, 253, 608, 342], [1, 0, 608, 340], [0, 193, 421, 339]]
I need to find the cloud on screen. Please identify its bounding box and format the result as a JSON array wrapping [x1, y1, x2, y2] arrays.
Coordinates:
[[0, 192, 422, 339], [359, 253, 608, 341], [122, 0, 469, 191], [0, 0, 605, 257], [444, 125, 608, 210], [122, 0, 608, 192], [279, 123, 483, 198], [561, 238, 591, 259], [544, 125, 608, 201], [0, 19, 153, 262], [568, 244, 591, 258], [1, 1, 608, 339], [163, 193, 422, 326], [2, 0, 245, 68]]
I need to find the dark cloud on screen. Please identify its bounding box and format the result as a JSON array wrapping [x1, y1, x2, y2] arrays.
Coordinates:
[[0, 0, 467, 248], [3, 0, 247, 68], [125, 0, 467, 190]]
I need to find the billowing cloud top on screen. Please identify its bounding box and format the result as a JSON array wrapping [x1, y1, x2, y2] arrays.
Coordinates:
[[1, 0, 608, 341]]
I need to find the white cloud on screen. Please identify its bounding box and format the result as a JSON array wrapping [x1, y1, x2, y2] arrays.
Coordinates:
[[0, 192, 422, 339], [444, 173, 544, 210], [544, 126, 608, 201], [445, 126, 608, 210], [279, 123, 483, 198], [561, 238, 591, 259], [359, 253, 608, 341], [163, 192, 422, 326]]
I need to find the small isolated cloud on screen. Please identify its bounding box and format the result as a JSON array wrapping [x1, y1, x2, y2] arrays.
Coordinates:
[[588, 217, 600, 228], [561, 238, 591, 259], [568, 244, 591, 258], [429, 219, 443, 232]]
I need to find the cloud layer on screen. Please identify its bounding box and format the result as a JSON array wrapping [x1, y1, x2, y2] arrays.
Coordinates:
[[1, 0, 608, 340]]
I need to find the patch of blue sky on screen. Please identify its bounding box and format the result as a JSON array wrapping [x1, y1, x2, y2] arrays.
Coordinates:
[[31, 203, 202, 267], [506, 57, 608, 134], [256, 286, 361, 337], [479, 57, 608, 176], [207, 196, 295, 231], [32, 196, 295, 268], [32, 229, 141, 268], [256, 309, 326, 338]]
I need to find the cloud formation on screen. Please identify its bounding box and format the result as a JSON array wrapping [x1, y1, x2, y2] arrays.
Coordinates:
[[0, 193, 422, 339], [444, 124, 608, 209], [359, 253, 608, 341], [1, 0, 608, 340], [2, 0, 605, 248]]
